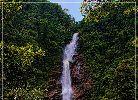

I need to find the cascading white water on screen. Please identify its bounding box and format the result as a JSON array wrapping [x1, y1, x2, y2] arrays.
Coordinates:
[[61, 33, 79, 100]]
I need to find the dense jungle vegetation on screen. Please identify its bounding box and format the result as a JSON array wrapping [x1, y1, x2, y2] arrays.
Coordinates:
[[0, 0, 137, 99]]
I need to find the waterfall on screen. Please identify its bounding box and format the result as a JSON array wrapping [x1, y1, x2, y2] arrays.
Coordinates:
[[61, 33, 79, 100]]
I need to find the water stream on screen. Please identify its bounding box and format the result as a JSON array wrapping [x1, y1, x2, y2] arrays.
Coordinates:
[[61, 33, 79, 100]]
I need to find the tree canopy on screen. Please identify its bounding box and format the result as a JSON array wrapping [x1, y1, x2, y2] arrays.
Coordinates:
[[0, 0, 137, 99]]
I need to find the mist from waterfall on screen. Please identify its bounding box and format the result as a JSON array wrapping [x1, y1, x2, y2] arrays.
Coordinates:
[[61, 33, 79, 100]]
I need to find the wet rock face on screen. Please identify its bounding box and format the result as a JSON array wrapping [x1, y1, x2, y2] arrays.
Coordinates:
[[71, 54, 93, 100], [46, 54, 92, 100], [45, 66, 62, 100]]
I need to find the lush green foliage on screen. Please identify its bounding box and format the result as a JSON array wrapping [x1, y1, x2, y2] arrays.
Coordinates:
[[2, 1, 75, 99], [1, 1, 137, 99], [78, 3, 136, 100]]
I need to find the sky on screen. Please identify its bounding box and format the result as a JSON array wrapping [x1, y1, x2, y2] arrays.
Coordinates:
[[51, 0, 84, 22]]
